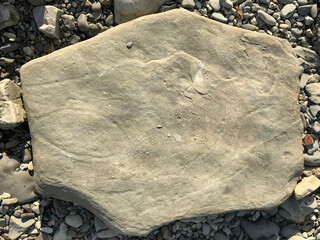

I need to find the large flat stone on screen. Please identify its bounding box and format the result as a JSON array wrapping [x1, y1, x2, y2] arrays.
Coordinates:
[[21, 9, 303, 236]]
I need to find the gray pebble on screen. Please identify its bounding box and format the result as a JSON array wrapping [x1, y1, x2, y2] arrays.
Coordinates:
[[220, 0, 233, 8], [34, 42, 44, 53], [77, 14, 89, 32], [242, 24, 257, 30], [280, 4, 296, 19], [298, 0, 308, 4], [305, 15, 314, 25], [65, 214, 83, 228], [310, 4, 317, 18], [181, 0, 196, 8], [291, 27, 303, 36], [209, 0, 221, 11], [257, 10, 276, 25], [278, 0, 294, 3], [211, 12, 228, 23], [202, 223, 210, 235], [298, 5, 312, 15]]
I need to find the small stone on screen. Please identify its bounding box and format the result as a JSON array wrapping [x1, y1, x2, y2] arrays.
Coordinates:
[[23, 46, 34, 56], [241, 219, 280, 240], [97, 229, 118, 238], [298, 5, 312, 16], [280, 24, 290, 29], [21, 212, 35, 219], [278, 0, 294, 3], [281, 223, 300, 239], [33, 6, 63, 39], [214, 232, 229, 240], [181, 0, 195, 8], [209, 0, 221, 11], [161, 226, 171, 240], [53, 223, 71, 240], [40, 227, 53, 234], [298, 94, 304, 101], [280, 4, 296, 19], [303, 152, 320, 167], [101, 0, 112, 6], [77, 14, 89, 32], [305, 16, 314, 26], [0, 4, 20, 31], [310, 4, 317, 18], [61, 14, 76, 31], [202, 223, 210, 235], [0, 192, 11, 200], [92, 2, 101, 11], [257, 10, 276, 26], [220, 0, 233, 8], [65, 214, 83, 228], [28, 161, 34, 171], [0, 79, 26, 130], [2, 198, 18, 205], [22, 149, 32, 163], [211, 12, 228, 23], [105, 13, 114, 26], [242, 24, 257, 31], [294, 175, 320, 200], [8, 216, 35, 240]]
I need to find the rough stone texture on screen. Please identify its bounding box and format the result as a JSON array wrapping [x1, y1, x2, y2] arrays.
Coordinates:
[[0, 79, 26, 130], [21, 9, 302, 236], [0, 153, 36, 204], [114, 0, 169, 24], [33, 6, 62, 39]]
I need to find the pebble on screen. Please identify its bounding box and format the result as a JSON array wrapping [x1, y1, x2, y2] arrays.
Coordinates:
[[33, 6, 62, 39], [209, 0, 221, 11], [97, 228, 118, 238], [2, 198, 18, 205], [295, 175, 320, 200], [181, 0, 196, 8], [28, 161, 34, 171], [211, 12, 228, 23], [77, 14, 89, 32], [53, 223, 71, 240], [40, 227, 53, 234], [21, 212, 35, 219], [298, 5, 312, 16], [65, 214, 83, 228], [280, 4, 296, 19], [202, 223, 210, 235], [241, 219, 280, 240], [220, 0, 233, 8], [257, 10, 276, 26]]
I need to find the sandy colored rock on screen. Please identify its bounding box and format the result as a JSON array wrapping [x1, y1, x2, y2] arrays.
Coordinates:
[[21, 10, 302, 236], [294, 175, 320, 200], [114, 0, 169, 24], [0, 79, 26, 130]]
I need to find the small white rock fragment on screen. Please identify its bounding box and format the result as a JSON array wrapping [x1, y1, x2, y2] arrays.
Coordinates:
[[33, 6, 62, 39]]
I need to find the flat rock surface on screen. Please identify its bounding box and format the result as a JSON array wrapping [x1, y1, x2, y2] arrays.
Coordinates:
[[21, 9, 303, 236]]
